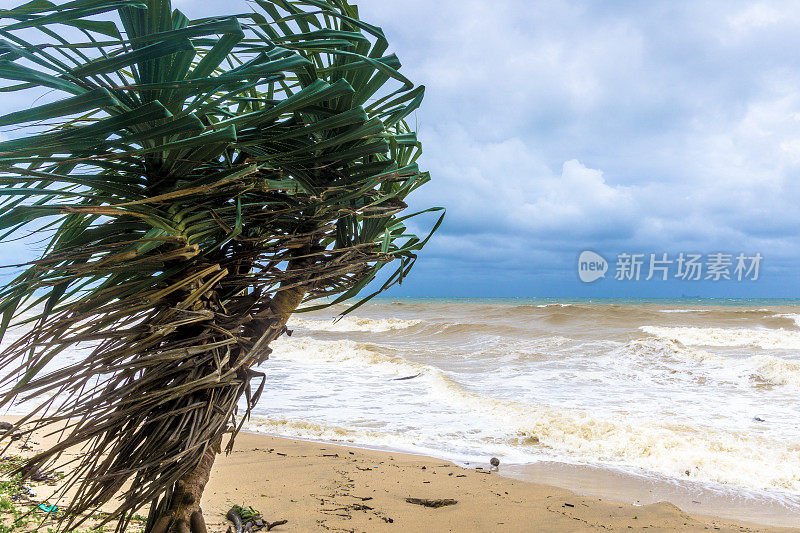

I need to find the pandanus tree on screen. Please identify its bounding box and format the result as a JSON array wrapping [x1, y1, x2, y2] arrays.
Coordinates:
[[0, 0, 441, 530]]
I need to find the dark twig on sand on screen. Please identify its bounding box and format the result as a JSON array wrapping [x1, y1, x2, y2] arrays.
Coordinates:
[[405, 498, 458, 508], [266, 520, 288, 530]]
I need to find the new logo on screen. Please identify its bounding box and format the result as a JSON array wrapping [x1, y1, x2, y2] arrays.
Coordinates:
[[578, 251, 608, 283]]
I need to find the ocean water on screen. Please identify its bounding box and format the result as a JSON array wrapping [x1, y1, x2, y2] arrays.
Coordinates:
[[245, 298, 800, 509], [3, 298, 800, 517]]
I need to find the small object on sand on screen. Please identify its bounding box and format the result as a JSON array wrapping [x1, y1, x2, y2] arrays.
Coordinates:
[[37, 504, 58, 514], [405, 498, 458, 508], [490, 457, 500, 470], [753, 416, 765, 422], [0, 421, 12, 431]]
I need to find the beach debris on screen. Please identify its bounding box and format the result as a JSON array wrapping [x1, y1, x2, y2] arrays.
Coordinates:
[[753, 416, 765, 422], [392, 373, 422, 381], [226, 508, 243, 533], [405, 498, 458, 508], [0, 423, 21, 442], [226, 505, 286, 533], [37, 504, 58, 514], [490, 457, 500, 470], [351, 503, 374, 511], [28, 466, 54, 482]]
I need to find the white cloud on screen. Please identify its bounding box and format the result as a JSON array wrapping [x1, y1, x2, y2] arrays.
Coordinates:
[[410, 127, 638, 249], [728, 3, 785, 32]]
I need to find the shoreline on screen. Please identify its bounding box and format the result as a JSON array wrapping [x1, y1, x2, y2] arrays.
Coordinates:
[[2, 415, 796, 532], [205, 431, 799, 532], [242, 429, 800, 529]]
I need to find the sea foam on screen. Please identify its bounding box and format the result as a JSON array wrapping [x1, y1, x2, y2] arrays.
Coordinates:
[[259, 333, 800, 493], [641, 325, 800, 350], [288, 316, 422, 333]]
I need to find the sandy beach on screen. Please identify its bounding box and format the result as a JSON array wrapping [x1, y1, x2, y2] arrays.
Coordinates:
[[2, 417, 797, 533], [203, 433, 799, 532]]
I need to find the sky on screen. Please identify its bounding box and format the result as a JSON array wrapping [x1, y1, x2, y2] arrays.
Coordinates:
[[3, 0, 800, 299]]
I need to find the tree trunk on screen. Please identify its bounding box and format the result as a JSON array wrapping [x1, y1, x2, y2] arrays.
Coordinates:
[[146, 280, 310, 533], [150, 435, 221, 533]]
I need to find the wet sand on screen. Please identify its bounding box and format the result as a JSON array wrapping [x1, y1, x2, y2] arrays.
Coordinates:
[[503, 461, 800, 528]]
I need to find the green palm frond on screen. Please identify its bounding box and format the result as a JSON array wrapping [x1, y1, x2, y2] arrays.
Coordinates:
[[0, 0, 442, 530]]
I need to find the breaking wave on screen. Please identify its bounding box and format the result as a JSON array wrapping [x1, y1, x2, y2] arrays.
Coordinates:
[[288, 316, 422, 333], [617, 337, 800, 388], [260, 336, 800, 493], [775, 314, 800, 328], [641, 325, 800, 350], [749, 354, 800, 388]]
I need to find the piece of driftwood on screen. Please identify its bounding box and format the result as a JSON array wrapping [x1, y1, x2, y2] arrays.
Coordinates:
[[226, 506, 286, 532], [225, 508, 243, 533], [405, 498, 458, 508], [392, 373, 422, 381]]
